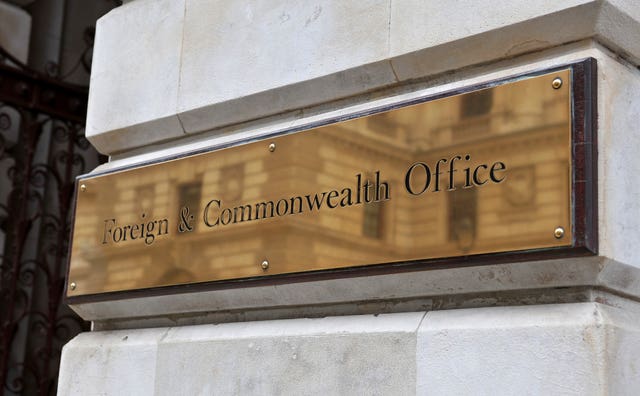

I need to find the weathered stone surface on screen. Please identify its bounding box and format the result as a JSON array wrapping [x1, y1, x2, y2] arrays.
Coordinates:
[[595, 51, 640, 268], [59, 312, 423, 395], [177, 0, 397, 135], [57, 328, 162, 396], [58, 304, 640, 395], [85, 0, 185, 154], [417, 303, 640, 395], [85, 0, 640, 155]]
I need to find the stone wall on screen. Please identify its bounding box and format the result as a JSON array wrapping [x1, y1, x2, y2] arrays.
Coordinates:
[[58, 1, 640, 394]]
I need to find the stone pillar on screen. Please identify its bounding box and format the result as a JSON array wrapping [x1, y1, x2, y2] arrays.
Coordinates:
[[58, 1, 640, 394], [0, 1, 31, 63]]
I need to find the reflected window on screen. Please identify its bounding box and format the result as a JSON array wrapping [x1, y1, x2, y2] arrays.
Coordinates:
[[362, 201, 384, 239], [502, 166, 535, 208], [461, 89, 493, 118], [178, 181, 202, 232], [367, 111, 399, 138], [136, 185, 155, 217], [220, 164, 244, 202], [449, 186, 477, 252], [362, 173, 385, 239]]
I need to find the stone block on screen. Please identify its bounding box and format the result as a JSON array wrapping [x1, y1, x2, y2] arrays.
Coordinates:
[[416, 303, 640, 395], [155, 313, 422, 395], [58, 304, 640, 394], [58, 312, 424, 395], [85, 0, 185, 154], [177, 0, 396, 135], [85, 0, 640, 155], [595, 53, 640, 268], [58, 328, 164, 395], [389, 0, 600, 80]]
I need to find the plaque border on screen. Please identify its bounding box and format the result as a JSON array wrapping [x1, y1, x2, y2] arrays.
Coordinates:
[[64, 58, 598, 304]]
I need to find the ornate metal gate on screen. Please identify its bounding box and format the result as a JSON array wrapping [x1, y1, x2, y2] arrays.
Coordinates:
[[0, 47, 105, 395]]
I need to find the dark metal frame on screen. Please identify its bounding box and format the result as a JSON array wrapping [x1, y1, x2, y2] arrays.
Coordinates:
[[65, 58, 598, 304]]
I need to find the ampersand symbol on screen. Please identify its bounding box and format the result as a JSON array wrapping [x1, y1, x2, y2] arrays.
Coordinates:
[[178, 206, 194, 233]]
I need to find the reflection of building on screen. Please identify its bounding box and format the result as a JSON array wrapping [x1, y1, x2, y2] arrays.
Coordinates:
[[70, 73, 571, 295]]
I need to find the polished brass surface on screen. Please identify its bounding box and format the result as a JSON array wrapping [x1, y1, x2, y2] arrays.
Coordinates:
[[554, 227, 565, 239], [68, 70, 573, 296]]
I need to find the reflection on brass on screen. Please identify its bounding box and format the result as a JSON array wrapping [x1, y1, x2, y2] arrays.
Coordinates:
[[554, 227, 565, 239], [552, 77, 563, 89], [67, 69, 573, 296], [70, 282, 77, 290], [80, 184, 86, 192]]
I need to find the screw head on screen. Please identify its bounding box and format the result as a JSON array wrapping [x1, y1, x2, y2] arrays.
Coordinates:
[[268, 143, 276, 152], [70, 282, 77, 290], [80, 184, 87, 192], [554, 227, 565, 239], [552, 78, 563, 89], [261, 260, 269, 270]]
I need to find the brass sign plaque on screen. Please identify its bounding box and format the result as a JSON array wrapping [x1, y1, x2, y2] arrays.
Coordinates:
[[68, 69, 576, 297]]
